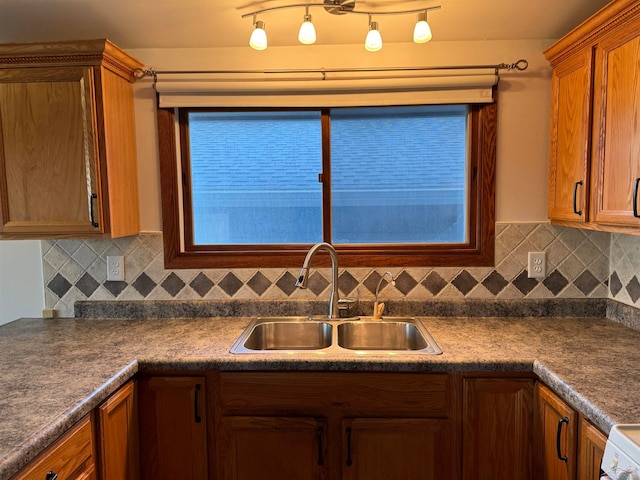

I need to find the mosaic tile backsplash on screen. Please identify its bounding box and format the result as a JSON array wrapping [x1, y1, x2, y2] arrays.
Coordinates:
[[39, 222, 640, 318]]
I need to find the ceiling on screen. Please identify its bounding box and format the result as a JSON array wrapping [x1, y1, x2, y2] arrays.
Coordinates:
[[0, 0, 611, 50]]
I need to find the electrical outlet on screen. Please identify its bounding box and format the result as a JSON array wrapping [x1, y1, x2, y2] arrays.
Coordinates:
[[107, 255, 125, 282], [527, 252, 546, 279]]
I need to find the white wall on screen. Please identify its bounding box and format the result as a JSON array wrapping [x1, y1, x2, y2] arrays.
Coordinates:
[[129, 39, 555, 231], [0, 241, 44, 325]]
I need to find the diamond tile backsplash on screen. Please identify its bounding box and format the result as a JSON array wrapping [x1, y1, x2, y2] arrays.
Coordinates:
[[38, 222, 639, 318]]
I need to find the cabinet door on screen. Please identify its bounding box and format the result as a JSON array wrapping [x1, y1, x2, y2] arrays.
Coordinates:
[[592, 16, 640, 227], [342, 418, 457, 480], [535, 383, 577, 480], [218, 416, 327, 480], [0, 67, 102, 235], [462, 377, 533, 480], [577, 417, 606, 480], [97, 380, 139, 480], [548, 48, 593, 223], [12, 414, 96, 480], [138, 377, 208, 480]]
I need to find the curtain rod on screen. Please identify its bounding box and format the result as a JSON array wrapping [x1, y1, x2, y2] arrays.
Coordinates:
[[135, 59, 528, 84]]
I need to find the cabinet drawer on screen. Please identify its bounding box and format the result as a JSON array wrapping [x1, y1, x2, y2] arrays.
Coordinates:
[[219, 372, 452, 416], [12, 415, 95, 480]]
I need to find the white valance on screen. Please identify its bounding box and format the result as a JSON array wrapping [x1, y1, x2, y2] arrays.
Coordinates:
[[154, 69, 498, 108]]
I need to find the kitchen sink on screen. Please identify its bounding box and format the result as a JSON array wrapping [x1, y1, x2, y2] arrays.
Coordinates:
[[230, 316, 442, 355], [242, 318, 332, 351], [337, 320, 429, 351]]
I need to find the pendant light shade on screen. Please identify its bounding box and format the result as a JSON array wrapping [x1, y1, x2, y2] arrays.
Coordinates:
[[250, 20, 268, 50], [298, 9, 316, 44], [365, 20, 382, 52], [413, 12, 432, 43]]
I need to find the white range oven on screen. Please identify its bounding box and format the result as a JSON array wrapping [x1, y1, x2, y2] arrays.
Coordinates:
[[601, 425, 640, 479]]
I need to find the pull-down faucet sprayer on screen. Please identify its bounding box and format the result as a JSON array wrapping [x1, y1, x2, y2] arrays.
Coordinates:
[[295, 242, 340, 319]]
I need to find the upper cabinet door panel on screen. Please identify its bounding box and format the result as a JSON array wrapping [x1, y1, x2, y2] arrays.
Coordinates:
[[548, 48, 593, 223], [592, 16, 640, 227], [0, 67, 101, 235]]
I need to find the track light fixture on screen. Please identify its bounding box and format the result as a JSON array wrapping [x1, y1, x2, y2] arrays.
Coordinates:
[[298, 6, 317, 44], [249, 15, 268, 50], [242, 0, 441, 52]]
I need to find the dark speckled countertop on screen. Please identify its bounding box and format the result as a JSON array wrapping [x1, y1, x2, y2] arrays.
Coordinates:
[[1, 309, 640, 479]]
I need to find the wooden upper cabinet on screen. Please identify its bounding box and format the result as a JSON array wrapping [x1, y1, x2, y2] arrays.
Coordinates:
[[591, 14, 640, 227], [545, 0, 640, 233], [548, 48, 593, 224], [0, 39, 142, 238]]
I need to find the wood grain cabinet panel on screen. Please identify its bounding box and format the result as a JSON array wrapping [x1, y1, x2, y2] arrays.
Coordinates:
[[545, 0, 640, 234], [216, 372, 460, 480], [591, 14, 640, 227], [342, 417, 455, 480], [11, 414, 96, 480], [0, 39, 142, 239], [97, 380, 139, 480], [138, 376, 208, 480], [577, 416, 607, 480], [548, 48, 594, 224], [462, 377, 534, 480], [218, 416, 328, 480]]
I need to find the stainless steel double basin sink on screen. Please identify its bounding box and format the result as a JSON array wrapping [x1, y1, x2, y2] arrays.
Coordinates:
[[230, 316, 442, 355]]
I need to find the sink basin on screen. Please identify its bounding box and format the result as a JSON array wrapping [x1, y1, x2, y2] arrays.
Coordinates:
[[233, 317, 332, 352], [230, 316, 442, 355], [337, 321, 428, 351]]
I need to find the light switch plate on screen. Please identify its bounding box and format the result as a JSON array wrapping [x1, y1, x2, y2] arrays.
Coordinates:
[[107, 255, 125, 282]]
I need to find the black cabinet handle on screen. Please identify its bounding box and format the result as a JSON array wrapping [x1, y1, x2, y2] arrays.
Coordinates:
[[346, 427, 352, 467], [317, 426, 324, 466], [633, 178, 640, 218], [46, 471, 58, 480], [573, 181, 583, 216], [194, 383, 202, 423], [556, 416, 569, 463], [90, 193, 99, 228]]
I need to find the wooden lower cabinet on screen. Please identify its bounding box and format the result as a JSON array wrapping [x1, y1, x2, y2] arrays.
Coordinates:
[[342, 417, 455, 480], [577, 416, 607, 480], [218, 416, 328, 480], [137, 376, 208, 480], [11, 414, 96, 480], [97, 380, 139, 480], [535, 382, 607, 480], [215, 372, 461, 480], [462, 376, 534, 480]]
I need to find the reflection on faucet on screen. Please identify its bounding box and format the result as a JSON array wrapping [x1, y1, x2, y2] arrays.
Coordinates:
[[295, 242, 340, 319]]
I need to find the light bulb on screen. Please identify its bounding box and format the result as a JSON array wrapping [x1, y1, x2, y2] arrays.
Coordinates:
[[365, 21, 382, 52], [413, 13, 432, 43], [298, 14, 316, 44], [249, 21, 267, 50]]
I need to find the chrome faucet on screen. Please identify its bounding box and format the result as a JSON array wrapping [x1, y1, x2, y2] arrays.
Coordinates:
[[295, 242, 340, 319]]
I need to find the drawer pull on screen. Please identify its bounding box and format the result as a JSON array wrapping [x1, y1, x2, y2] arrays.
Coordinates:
[[46, 471, 58, 480], [90, 193, 99, 228], [573, 181, 583, 216], [633, 178, 640, 218], [556, 416, 569, 463], [194, 383, 202, 423], [317, 426, 324, 466]]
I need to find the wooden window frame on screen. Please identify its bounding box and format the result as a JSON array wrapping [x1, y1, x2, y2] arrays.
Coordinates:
[[158, 99, 496, 269]]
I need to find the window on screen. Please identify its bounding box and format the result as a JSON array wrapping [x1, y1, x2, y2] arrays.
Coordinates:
[[159, 101, 496, 268]]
